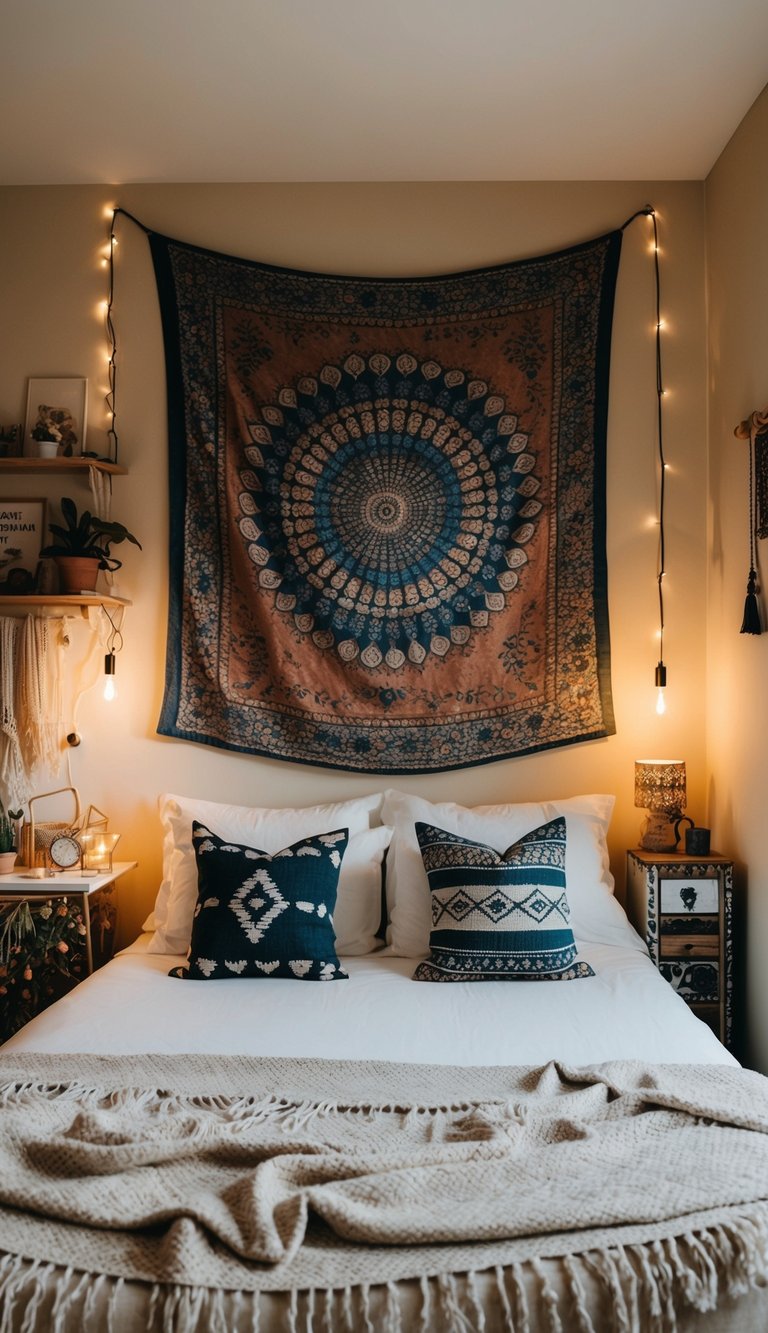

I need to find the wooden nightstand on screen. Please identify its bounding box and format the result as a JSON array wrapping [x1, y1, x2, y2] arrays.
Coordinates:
[[626, 849, 734, 1051], [0, 861, 136, 1042]]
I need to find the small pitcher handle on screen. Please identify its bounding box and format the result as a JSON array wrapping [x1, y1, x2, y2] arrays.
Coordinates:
[[673, 814, 694, 849]]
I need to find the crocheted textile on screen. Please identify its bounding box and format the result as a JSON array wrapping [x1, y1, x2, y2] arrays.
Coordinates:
[[1, 1054, 767, 1330]]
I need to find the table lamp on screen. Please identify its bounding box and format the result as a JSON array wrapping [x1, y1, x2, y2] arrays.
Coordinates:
[[634, 759, 688, 851]]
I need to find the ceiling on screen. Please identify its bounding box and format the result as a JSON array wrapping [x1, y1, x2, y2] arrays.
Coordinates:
[[3, 0, 768, 184]]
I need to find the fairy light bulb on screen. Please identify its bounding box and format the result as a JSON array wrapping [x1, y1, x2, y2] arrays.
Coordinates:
[[654, 661, 667, 715], [103, 651, 117, 701]]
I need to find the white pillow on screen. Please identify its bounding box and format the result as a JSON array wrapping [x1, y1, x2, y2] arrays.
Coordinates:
[[381, 788, 644, 957], [146, 792, 388, 957]]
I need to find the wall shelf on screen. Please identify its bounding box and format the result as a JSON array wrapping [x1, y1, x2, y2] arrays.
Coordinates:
[[0, 458, 127, 476], [0, 594, 131, 616]]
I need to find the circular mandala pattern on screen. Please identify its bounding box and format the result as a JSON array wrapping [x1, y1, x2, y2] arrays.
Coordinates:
[[237, 353, 541, 668]]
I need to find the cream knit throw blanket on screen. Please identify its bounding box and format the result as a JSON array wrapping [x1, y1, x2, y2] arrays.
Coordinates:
[[1, 1053, 768, 1331]]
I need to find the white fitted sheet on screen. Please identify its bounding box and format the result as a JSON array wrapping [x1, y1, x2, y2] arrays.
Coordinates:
[[4, 935, 736, 1066]]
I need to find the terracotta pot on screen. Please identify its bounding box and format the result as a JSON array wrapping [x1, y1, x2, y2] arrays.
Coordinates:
[[0, 850, 17, 874], [55, 555, 100, 594]]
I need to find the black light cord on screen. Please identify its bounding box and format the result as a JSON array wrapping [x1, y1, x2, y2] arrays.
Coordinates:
[[105, 208, 152, 465], [105, 211, 118, 463], [621, 206, 667, 698], [650, 207, 667, 685], [102, 603, 124, 657]]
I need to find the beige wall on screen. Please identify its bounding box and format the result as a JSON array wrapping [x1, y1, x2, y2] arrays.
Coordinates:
[[706, 85, 768, 1072], [0, 183, 707, 946]]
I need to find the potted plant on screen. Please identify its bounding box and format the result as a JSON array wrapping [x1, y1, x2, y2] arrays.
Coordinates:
[[0, 803, 20, 874], [40, 497, 141, 594], [29, 422, 62, 459]]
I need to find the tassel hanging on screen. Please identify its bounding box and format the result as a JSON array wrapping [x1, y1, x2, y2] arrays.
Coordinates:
[[741, 568, 762, 635], [736, 414, 763, 634]]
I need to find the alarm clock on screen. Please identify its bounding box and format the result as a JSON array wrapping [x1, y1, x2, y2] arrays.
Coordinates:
[[48, 833, 82, 871]]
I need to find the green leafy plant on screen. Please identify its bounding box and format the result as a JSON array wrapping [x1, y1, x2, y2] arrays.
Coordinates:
[[40, 496, 142, 572], [0, 898, 87, 1041]]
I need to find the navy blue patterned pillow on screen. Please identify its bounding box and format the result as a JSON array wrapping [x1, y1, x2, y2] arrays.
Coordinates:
[[169, 822, 348, 981], [412, 817, 594, 982]]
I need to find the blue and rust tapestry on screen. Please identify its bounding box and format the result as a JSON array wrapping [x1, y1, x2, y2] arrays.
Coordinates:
[[150, 228, 621, 772]]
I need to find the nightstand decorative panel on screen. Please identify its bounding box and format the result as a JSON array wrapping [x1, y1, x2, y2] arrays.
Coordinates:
[[626, 849, 734, 1051]]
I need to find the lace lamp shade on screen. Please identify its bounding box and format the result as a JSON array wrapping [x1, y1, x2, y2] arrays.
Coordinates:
[[634, 759, 687, 851], [634, 760, 686, 814]]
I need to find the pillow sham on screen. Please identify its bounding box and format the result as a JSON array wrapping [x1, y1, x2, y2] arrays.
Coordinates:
[[381, 788, 642, 957], [413, 817, 594, 981], [169, 823, 348, 982], [146, 792, 388, 956]]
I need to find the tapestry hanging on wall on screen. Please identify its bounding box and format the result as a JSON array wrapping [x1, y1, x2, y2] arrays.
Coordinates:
[[150, 227, 622, 773]]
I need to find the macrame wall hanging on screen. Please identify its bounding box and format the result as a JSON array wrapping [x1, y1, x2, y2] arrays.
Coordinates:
[[735, 406, 768, 634], [0, 616, 64, 810]]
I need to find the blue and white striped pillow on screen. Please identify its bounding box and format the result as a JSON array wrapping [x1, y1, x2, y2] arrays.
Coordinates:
[[412, 817, 594, 982]]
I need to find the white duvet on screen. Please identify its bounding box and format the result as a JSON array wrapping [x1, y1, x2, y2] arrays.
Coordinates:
[[4, 934, 736, 1067]]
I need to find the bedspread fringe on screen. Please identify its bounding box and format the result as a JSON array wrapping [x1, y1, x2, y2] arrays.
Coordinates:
[[0, 1077, 502, 1133], [1, 1211, 767, 1333]]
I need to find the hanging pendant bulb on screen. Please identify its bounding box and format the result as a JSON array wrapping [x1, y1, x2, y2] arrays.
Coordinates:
[[655, 661, 667, 715], [103, 651, 117, 701]]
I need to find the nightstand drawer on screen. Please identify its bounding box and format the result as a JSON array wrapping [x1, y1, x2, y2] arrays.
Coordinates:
[[660, 934, 719, 958], [660, 959, 719, 1002], [627, 850, 735, 1052], [660, 877, 719, 914]]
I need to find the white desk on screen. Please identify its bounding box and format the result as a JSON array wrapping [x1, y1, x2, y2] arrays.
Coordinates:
[[0, 861, 137, 972]]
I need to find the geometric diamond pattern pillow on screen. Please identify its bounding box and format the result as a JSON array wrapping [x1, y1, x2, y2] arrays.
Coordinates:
[[412, 817, 595, 982], [168, 822, 348, 982]]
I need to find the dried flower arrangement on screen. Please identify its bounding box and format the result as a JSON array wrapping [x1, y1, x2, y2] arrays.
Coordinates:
[[0, 898, 87, 1041]]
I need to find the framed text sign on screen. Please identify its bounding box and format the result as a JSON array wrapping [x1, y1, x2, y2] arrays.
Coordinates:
[[0, 498, 46, 593]]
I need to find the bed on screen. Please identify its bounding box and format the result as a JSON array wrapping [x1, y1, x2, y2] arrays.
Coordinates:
[[1, 788, 767, 1332]]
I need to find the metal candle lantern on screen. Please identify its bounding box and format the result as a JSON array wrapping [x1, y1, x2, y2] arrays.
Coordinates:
[[80, 831, 120, 875]]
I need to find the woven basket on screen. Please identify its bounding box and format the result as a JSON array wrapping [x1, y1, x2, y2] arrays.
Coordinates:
[[20, 787, 82, 869]]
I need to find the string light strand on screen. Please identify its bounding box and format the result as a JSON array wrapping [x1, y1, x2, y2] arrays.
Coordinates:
[[650, 207, 668, 715], [620, 204, 669, 712], [103, 207, 152, 465], [105, 210, 118, 463]]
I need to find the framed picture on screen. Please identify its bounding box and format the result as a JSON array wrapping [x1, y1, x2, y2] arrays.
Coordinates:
[[0, 498, 47, 594], [24, 377, 88, 458]]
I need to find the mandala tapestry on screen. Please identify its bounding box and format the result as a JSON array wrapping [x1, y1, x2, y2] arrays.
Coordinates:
[[150, 228, 622, 772]]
